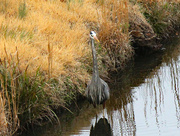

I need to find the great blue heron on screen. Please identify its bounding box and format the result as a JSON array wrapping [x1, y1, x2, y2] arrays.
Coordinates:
[[85, 31, 110, 109]]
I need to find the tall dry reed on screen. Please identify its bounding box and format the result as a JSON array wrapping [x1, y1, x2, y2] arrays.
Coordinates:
[[0, 45, 20, 135]]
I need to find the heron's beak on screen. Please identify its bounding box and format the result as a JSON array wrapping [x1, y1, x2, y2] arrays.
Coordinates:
[[94, 36, 100, 43]]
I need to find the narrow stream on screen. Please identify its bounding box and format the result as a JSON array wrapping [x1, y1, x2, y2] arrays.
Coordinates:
[[22, 36, 180, 136]]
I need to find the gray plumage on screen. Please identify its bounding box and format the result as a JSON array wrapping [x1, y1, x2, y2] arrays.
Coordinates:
[[85, 31, 110, 107]]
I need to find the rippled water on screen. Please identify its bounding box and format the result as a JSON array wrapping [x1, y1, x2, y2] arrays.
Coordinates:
[[22, 36, 180, 136]]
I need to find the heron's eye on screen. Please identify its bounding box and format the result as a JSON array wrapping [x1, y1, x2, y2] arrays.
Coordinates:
[[90, 31, 93, 35]]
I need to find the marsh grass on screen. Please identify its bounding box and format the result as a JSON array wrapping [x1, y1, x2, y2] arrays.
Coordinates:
[[0, 46, 73, 134], [98, 0, 134, 69], [0, 41, 86, 134], [138, 0, 180, 36]]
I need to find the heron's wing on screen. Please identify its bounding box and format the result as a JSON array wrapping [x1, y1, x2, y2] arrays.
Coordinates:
[[100, 78, 110, 100], [85, 78, 110, 105], [85, 82, 95, 104]]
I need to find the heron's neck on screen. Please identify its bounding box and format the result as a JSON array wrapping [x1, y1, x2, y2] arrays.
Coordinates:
[[91, 39, 99, 79]]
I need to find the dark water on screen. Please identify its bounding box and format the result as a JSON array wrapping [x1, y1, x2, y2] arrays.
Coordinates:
[[23, 36, 180, 136]]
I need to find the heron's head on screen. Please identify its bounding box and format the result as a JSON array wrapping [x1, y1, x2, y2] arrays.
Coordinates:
[[90, 31, 99, 43]]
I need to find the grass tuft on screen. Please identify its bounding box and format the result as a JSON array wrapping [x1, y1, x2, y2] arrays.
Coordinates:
[[19, 1, 27, 19]]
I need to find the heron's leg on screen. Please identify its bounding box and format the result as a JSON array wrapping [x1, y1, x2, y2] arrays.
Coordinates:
[[95, 114, 98, 123], [103, 102, 106, 109], [103, 102, 106, 117]]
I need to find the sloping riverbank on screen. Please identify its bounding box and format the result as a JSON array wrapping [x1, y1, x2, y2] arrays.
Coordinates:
[[0, 0, 180, 135]]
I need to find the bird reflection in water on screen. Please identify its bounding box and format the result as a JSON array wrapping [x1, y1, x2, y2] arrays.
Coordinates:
[[90, 117, 112, 136]]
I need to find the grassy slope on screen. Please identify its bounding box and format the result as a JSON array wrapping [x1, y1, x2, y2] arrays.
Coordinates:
[[0, 0, 98, 77], [0, 0, 99, 134], [0, 0, 180, 135]]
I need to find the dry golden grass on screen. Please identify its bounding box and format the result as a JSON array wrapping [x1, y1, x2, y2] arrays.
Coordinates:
[[0, 0, 99, 80]]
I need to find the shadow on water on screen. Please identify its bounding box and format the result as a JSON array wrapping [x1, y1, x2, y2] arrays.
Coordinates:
[[21, 36, 180, 136]]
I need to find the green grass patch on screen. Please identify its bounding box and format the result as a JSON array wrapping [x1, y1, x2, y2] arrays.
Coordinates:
[[141, 1, 180, 35], [0, 24, 33, 40], [19, 1, 27, 19]]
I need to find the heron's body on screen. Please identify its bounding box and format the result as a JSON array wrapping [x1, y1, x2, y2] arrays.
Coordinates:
[[85, 31, 110, 108], [86, 77, 110, 107]]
